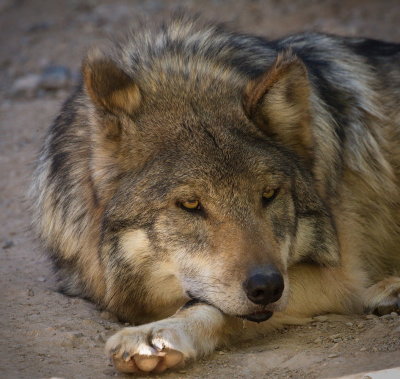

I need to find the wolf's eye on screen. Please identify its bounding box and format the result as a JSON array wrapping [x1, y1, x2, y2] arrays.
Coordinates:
[[262, 188, 279, 205], [180, 200, 201, 212]]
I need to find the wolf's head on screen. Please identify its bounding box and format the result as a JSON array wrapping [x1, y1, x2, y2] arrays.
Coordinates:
[[83, 38, 339, 322]]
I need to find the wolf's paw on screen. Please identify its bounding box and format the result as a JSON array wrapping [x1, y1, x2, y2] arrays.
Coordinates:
[[105, 321, 195, 374], [364, 277, 400, 315]]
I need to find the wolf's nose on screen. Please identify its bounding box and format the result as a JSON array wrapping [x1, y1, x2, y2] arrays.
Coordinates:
[[243, 265, 284, 305]]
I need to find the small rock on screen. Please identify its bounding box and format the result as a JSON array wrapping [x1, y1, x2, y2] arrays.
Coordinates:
[[390, 312, 398, 317], [40, 65, 70, 90], [2, 240, 15, 249], [218, 351, 226, 355], [328, 353, 339, 358], [329, 334, 341, 340], [38, 276, 46, 282], [313, 337, 322, 344], [27, 288, 34, 296], [365, 314, 376, 320], [372, 347, 378, 352], [331, 343, 340, 350], [11, 75, 41, 97], [360, 347, 367, 352], [345, 322, 353, 327], [356, 322, 365, 328]]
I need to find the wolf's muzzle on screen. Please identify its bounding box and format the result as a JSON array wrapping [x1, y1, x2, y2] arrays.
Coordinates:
[[243, 264, 284, 305]]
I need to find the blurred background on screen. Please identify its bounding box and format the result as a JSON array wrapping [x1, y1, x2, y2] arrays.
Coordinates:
[[1, 0, 400, 100]]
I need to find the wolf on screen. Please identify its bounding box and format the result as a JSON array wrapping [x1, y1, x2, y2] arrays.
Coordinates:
[[31, 15, 400, 374]]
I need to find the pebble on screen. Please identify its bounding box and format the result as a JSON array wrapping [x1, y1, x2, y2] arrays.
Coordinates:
[[356, 322, 365, 328], [27, 288, 34, 296], [360, 347, 367, 352], [328, 353, 339, 358], [39, 65, 70, 90], [2, 240, 15, 249], [11, 65, 74, 98], [365, 314, 376, 320], [11, 74, 41, 96], [331, 343, 340, 350], [345, 322, 354, 327], [313, 337, 322, 344]]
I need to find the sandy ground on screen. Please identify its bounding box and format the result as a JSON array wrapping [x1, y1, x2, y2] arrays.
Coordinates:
[[1, 1, 400, 378]]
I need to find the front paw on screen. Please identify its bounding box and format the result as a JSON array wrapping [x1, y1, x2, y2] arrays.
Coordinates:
[[364, 277, 400, 315], [105, 321, 195, 374]]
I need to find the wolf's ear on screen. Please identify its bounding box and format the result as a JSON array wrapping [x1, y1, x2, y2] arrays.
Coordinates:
[[243, 50, 313, 161], [83, 49, 141, 115]]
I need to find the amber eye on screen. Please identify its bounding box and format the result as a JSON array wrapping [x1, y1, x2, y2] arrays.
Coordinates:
[[262, 188, 279, 205], [180, 200, 201, 211]]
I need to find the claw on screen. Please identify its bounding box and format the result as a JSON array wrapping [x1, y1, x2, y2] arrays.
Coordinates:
[[110, 344, 121, 355], [122, 351, 131, 362], [113, 356, 138, 373]]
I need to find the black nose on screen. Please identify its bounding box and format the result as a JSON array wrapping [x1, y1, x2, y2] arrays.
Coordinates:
[[243, 265, 284, 305]]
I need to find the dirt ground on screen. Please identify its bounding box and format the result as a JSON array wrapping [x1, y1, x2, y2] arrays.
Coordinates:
[[1, 1, 400, 378]]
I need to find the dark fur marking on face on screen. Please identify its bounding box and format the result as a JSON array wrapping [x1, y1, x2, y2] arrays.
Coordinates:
[[180, 299, 205, 309]]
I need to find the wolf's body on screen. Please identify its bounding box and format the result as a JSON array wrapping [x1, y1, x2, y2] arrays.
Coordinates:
[[31, 16, 400, 373]]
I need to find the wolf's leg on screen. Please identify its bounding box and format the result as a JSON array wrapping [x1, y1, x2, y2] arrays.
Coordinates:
[[363, 276, 400, 315], [105, 302, 231, 374], [280, 264, 365, 318]]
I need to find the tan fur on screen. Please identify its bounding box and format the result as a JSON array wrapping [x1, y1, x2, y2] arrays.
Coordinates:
[[244, 51, 313, 160], [30, 16, 400, 375]]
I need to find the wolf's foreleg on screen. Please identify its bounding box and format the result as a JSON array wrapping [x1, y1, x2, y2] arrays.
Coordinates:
[[105, 302, 230, 374], [282, 263, 365, 317]]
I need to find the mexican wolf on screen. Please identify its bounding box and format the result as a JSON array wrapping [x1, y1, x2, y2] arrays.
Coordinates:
[[31, 15, 400, 374]]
